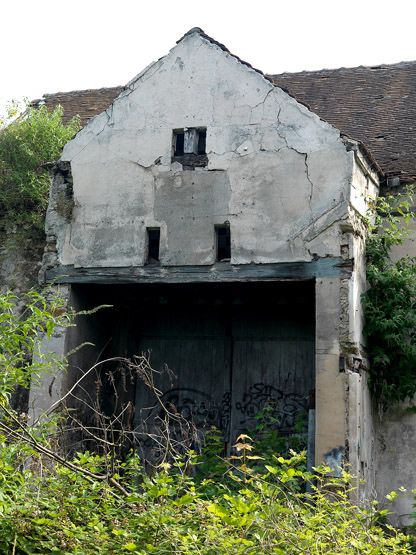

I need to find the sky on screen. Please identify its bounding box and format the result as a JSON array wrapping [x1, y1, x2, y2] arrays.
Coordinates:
[[1, 0, 415, 116]]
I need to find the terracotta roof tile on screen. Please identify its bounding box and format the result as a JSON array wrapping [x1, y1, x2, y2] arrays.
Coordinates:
[[269, 61, 416, 182], [31, 87, 124, 126]]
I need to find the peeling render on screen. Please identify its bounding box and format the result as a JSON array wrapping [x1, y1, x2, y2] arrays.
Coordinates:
[[43, 30, 366, 272]]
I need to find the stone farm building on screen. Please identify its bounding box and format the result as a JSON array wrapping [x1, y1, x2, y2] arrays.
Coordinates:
[[5, 28, 416, 524]]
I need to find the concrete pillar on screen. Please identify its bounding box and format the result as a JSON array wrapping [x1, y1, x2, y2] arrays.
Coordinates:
[[315, 277, 347, 470], [347, 370, 376, 504]]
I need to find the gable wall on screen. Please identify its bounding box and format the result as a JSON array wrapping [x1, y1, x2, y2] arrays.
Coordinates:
[[46, 33, 356, 271]]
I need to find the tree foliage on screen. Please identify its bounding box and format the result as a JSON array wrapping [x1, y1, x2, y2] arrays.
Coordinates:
[[363, 191, 416, 406], [0, 103, 79, 233]]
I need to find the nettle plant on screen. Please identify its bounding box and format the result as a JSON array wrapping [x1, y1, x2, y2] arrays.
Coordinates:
[[363, 188, 416, 406]]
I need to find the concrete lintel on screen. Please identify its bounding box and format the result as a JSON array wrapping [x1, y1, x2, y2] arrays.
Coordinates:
[[44, 258, 352, 285]]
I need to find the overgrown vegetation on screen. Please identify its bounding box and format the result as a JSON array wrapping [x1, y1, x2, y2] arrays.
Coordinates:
[[0, 289, 72, 403], [363, 190, 416, 406], [0, 102, 79, 234], [1, 437, 413, 554], [0, 289, 414, 554]]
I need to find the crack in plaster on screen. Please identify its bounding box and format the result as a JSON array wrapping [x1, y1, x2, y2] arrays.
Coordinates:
[[276, 144, 315, 214], [66, 106, 114, 162], [127, 159, 154, 170], [249, 86, 274, 118], [304, 153, 314, 211]]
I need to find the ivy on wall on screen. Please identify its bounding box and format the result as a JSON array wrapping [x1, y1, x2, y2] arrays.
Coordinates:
[[0, 103, 80, 235], [363, 190, 416, 406]]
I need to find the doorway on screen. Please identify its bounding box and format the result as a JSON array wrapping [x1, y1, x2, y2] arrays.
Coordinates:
[[66, 281, 315, 458]]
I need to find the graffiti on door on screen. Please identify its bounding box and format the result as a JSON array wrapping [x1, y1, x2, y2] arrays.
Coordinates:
[[235, 383, 308, 430], [140, 383, 307, 436]]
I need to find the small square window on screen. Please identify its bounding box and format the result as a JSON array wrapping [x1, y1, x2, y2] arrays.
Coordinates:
[[215, 224, 231, 262], [146, 228, 160, 264], [172, 128, 207, 168]]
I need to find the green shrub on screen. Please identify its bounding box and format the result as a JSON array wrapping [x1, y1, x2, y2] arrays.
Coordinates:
[[0, 435, 412, 554], [0, 288, 72, 404], [0, 103, 79, 233], [363, 191, 416, 405], [0, 289, 412, 554]]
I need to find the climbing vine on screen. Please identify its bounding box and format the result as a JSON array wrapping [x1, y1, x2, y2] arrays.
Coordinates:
[[0, 102, 79, 234], [363, 189, 416, 406]]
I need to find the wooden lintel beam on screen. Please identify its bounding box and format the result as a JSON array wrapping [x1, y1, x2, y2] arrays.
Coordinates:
[[44, 258, 352, 285]]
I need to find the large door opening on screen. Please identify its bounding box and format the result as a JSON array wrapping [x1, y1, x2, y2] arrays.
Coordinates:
[[65, 281, 315, 459]]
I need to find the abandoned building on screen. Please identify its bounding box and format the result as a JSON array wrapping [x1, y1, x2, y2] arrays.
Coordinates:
[[4, 28, 416, 524]]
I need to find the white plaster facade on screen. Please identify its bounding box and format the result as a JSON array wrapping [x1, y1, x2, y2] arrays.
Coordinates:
[[45, 30, 375, 271]]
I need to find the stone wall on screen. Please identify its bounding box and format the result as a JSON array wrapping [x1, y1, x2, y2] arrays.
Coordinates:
[[0, 230, 44, 295]]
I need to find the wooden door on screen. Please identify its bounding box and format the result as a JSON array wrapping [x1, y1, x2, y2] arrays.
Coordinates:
[[132, 289, 231, 461], [230, 293, 314, 446], [131, 283, 314, 460]]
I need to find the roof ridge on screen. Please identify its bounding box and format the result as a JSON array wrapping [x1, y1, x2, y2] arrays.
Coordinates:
[[43, 86, 124, 98], [268, 59, 416, 78]]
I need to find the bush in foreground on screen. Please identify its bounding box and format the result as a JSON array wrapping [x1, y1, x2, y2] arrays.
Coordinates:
[[0, 436, 412, 554], [0, 289, 412, 553]]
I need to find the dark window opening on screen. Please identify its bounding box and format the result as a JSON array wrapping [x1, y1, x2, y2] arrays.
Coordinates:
[[146, 228, 160, 264], [172, 128, 207, 169], [215, 224, 231, 262], [174, 132, 185, 156], [197, 128, 206, 155]]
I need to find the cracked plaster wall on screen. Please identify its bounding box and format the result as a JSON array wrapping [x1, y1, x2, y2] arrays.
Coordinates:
[[375, 401, 416, 527], [342, 155, 378, 506], [44, 32, 361, 270]]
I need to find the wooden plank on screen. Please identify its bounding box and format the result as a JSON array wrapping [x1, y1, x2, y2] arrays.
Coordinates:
[[45, 257, 352, 285], [229, 299, 314, 444], [132, 295, 232, 460]]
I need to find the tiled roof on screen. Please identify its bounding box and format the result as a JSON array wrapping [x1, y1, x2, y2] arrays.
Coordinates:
[[31, 87, 124, 126], [32, 29, 416, 183], [270, 62, 416, 183]]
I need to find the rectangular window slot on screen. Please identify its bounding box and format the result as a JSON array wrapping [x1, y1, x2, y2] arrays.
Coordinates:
[[197, 128, 207, 155], [174, 132, 185, 156], [146, 228, 160, 264], [215, 224, 231, 262]]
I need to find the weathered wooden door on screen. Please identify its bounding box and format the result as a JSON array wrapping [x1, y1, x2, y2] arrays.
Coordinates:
[[132, 283, 314, 458], [230, 289, 315, 442]]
